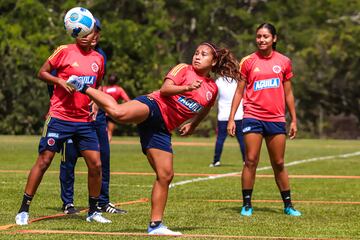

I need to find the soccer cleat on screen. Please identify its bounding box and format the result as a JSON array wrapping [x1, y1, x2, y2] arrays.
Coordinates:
[[86, 211, 112, 223], [241, 205, 253, 216], [62, 203, 78, 214], [284, 206, 301, 216], [15, 211, 29, 225], [100, 203, 127, 214], [209, 161, 221, 167], [148, 223, 182, 235]]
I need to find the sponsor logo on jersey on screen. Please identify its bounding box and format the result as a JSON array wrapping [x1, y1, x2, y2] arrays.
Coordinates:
[[71, 61, 79, 67], [47, 132, 59, 138], [272, 65, 281, 74], [206, 91, 213, 101], [91, 62, 99, 72], [178, 96, 203, 113], [243, 126, 251, 133], [78, 76, 96, 85], [254, 78, 280, 91], [47, 138, 55, 146], [254, 67, 260, 72]]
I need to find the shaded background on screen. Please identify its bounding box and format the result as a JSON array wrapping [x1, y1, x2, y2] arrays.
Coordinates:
[[0, 0, 359, 138]]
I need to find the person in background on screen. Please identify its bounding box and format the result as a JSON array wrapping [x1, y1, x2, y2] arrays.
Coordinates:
[[67, 42, 241, 235], [59, 18, 127, 215], [102, 73, 130, 142], [227, 23, 301, 217], [15, 23, 111, 225], [209, 76, 245, 167]]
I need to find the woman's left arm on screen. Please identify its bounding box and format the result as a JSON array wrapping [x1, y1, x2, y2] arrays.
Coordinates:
[[284, 80, 297, 139], [179, 106, 212, 136]]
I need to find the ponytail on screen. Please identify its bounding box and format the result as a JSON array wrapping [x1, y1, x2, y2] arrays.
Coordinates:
[[200, 42, 241, 81]]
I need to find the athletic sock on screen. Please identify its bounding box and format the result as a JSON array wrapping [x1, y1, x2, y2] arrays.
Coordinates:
[[88, 196, 99, 214], [18, 193, 33, 213], [281, 190, 292, 208], [149, 220, 162, 228], [242, 189, 253, 207]]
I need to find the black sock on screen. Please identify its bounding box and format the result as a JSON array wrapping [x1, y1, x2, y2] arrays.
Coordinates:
[[88, 196, 99, 214], [149, 220, 162, 228], [281, 190, 292, 208], [18, 193, 33, 213], [242, 189, 253, 207]]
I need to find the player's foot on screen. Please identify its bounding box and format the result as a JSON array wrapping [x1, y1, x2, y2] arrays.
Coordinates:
[[148, 223, 182, 235], [241, 205, 253, 216], [209, 161, 221, 167], [15, 211, 29, 225], [100, 203, 127, 214], [284, 206, 301, 216], [62, 203, 78, 214], [86, 211, 112, 223]]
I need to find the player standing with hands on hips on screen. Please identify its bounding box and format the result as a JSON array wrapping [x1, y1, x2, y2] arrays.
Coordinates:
[[67, 42, 241, 235], [227, 23, 301, 217]]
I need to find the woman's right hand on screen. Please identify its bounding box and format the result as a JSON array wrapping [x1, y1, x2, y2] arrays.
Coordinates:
[[186, 79, 203, 91], [58, 77, 76, 93], [227, 120, 236, 136]]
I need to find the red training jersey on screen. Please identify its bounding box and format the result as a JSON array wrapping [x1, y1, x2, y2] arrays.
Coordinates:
[[240, 51, 293, 122], [149, 64, 218, 132], [102, 85, 130, 102], [48, 44, 104, 122]]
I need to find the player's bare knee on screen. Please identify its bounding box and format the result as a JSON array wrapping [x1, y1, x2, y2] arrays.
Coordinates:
[[273, 160, 285, 171], [157, 171, 174, 184]]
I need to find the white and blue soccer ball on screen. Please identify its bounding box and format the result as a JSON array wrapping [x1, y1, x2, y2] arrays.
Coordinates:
[[64, 7, 95, 38]]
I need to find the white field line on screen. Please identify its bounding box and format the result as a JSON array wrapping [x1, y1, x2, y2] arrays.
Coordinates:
[[169, 151, 360, 188]]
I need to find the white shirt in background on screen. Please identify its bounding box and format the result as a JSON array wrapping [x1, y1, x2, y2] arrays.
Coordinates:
[[216, 77, 244, 121]]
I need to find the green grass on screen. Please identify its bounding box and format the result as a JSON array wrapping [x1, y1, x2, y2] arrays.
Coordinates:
[[0, 135, 359, 239]]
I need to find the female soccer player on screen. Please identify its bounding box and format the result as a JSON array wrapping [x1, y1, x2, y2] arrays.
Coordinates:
[[227, 23, 301, 217], [15, 27, 111, 225], [209, 76, 245, 167], [102, 74, 130, 142], [67, 42, 240, 235]]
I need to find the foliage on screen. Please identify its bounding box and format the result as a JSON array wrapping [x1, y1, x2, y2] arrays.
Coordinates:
[[1, 0, 359, 137]]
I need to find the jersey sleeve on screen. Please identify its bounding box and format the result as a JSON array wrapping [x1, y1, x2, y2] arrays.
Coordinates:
[[164, 63, 188, 85], [283, 58, 294, 81], [118, 87, 130, 101], [47, 45, 68, 69], [239, 55, 251, 80]]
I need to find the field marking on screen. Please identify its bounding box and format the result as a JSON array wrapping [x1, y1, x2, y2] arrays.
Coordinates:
[[8, 229, 340, 239], [208, 199, 360, 205], [169, 151, 360, 188], [112, 140, 217, 146], [1, 169, 360, 179], [0, 198, 148, 231]]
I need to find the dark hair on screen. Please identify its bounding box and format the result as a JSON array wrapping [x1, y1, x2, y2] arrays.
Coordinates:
[[108, 74, 118, 85], [256, 23, 277, 50], [200, 42, 241, 82]]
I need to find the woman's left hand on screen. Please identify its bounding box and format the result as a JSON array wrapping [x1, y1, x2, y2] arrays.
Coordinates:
[[89, 101, 99, 121], [288, 121, 297, 140], [179, 122, 194, 136]]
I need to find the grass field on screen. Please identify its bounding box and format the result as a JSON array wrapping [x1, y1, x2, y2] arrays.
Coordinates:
[[0, 135, 359, 239]]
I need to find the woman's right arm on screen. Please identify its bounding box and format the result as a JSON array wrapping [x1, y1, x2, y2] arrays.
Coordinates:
[[227, 79, 245, 136], [38, 61, 74, 93], [159, 78, 202, 97]]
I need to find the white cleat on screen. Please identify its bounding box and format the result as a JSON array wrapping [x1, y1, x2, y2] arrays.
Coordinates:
[[209, 161, 221, 167], [15, 211, 29, 225], [148, 224, 182, 235], [86, 211, 111, 223]]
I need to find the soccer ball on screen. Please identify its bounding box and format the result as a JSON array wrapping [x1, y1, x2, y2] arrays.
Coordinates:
[[64, 7, 95, 38]]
